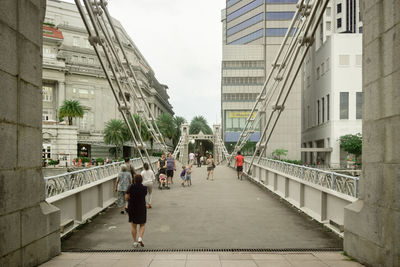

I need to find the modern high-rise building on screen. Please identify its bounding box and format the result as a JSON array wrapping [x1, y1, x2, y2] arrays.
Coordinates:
[[42, 0, 174, 164], [301, 0, 363, 168], [221, 0, 301, 159]]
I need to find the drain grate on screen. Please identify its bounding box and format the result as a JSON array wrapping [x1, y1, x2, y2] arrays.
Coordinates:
[[62, 248, 343, 253]]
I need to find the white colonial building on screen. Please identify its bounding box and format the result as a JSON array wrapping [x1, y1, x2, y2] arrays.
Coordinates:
[[42, 0, 174, 164]]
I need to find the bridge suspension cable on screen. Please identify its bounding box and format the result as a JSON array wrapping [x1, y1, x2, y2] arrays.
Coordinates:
[[229, 0, 330, 174], [74, 0, 169, 172]]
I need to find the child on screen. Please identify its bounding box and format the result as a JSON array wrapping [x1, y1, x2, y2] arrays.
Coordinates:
[[186, 164, 192, 186], [180, 166, 186, 187], [159, 173, 168, 189]]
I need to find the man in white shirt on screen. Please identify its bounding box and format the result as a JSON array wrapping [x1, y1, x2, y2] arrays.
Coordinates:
[[189, 152, 195, 165]]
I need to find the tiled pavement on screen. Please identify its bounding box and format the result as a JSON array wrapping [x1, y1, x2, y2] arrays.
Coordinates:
[[41, 252, 364, 266]]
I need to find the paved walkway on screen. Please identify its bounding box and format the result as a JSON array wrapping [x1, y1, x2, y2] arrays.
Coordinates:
[[61, 163, 342, 250], [41, 251, 364, 267]]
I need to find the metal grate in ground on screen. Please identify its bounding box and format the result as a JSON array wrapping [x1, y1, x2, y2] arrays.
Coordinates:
[[62, 247, 343, 253]]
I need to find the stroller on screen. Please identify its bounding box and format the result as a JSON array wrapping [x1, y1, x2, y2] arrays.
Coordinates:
[[157, 169, 170, 190]]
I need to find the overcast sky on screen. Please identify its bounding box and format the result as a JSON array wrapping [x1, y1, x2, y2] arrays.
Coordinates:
[[99, 0, 226, 126]]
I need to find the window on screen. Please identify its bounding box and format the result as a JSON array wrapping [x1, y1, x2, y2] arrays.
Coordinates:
[[88, 58, 95, 65], [326, 21, 332, 31], [72, 55, 78, 62], [322, 97, 325, 123], [79, 89, 89, 99], [326, 7, 331, 16], [337, 3, 342, 13], [266, 28, 295, 37], [229, 29, 264, 44], [327, 94, 330, 121], [42, 110, 53, 121], [227, 0, 263, 22], [337, 18, 342, 28], [356, 55, 362, 66], [227, 13, 264, 36], [339, 55, 350, 66], [227, 0, 241, 7], [79, 112, 94, 131], [43, 47, 56, 58], [266, 0, 297, 3], [356, 92, 363, 119], [340, 92, 349, 119], [42, 145, 51, 159], [223, 60, 264, 69], [266, 11, 295, 21], [42, 85, 53, 102], [317, 100, 320, 125], [73, 36, 80, 46]]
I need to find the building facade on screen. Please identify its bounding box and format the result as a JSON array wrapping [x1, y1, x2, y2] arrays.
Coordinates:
[[221, 0, 301, 159], [42, 0, 174, 164], [301, 0, 363, 168]]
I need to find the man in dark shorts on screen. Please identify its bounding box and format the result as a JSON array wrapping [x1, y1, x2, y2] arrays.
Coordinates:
[[166, 152, 176, 185], [235, 151, 244, 180], [125, 157, 136, 178]]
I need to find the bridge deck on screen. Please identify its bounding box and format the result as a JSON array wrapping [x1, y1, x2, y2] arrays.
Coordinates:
[[62, 163, 342, 250]]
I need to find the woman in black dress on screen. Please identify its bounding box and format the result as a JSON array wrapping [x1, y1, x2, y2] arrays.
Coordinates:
[[126, 174, 147, 247]]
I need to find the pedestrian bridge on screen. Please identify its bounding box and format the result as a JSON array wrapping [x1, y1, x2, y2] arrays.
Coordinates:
[[45, 157, 358, 251]]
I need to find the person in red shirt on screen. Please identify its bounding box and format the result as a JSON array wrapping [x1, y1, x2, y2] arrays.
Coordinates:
[[235, 151, 244, 180]]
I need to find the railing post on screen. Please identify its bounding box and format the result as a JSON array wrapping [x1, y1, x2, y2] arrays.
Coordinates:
[[355, 179, 359, 198], [331, 173, 336, 190]]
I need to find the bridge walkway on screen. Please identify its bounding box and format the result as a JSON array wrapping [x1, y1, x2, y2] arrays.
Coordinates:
[[61, 163, 342, 250]]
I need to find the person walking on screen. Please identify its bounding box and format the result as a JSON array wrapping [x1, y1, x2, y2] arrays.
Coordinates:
[[157, 154, 167, 175], [126, 174, 147, 247], [196, 151, 201, 167], [180, 166, 187, 187], [141, 163, 155, 209], [166, 152, 176, 185], [189, 152, 195, 165], [235, 151, 245, 180], [114, 164, 133, 214], [125, 157, 136, 179], [206, 154, 215, 181], [186, 164, 192, 186]]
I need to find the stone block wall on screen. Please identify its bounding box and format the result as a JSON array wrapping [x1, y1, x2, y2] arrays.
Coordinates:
[[0, 0, 60, 266], [344, 1, 400, 266]]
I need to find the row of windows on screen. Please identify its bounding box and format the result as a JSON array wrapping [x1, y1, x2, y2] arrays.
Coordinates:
[[222, 77, 264, 85], [340, 92, 363, 120], [222, 60, 265, 69], [72, 88, 95, 99], [222, 93, 259, 102], [42, 86, 53, 102], [71, 55, 96, 65], [228, 0, 297, 8], [227, 0, 263, 22], [225, 111, 260, 132], [227, 12, 295, 36], [316, 95, 330, 125], [229, 27, 294, 44], [227, 13, 264, 36]]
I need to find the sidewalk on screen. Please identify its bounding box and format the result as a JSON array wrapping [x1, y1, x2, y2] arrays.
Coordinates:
[[41, 251, 364, 266]]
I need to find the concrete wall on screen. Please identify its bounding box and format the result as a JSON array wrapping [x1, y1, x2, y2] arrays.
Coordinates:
[[0, 0, 60, 266], [344, 1, 400, 266]]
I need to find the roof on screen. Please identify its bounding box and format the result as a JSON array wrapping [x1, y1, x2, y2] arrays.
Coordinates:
[[43, 25, 64, 40]]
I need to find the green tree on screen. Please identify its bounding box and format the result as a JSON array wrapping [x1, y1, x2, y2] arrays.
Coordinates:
[[58, 100, 84, 125], [104, 119, 129, 159], [156, 113, 177, 140], [339, 133, 362, 162], [271, 148, 288, 160], [189, 116, 212, 135]]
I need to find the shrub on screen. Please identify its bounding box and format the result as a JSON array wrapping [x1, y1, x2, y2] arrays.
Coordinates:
[[48, 159, 59, 166], [96, 158, 104, 163]]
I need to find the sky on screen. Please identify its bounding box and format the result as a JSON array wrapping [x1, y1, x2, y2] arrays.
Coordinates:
[[91, 0, 226, 126]]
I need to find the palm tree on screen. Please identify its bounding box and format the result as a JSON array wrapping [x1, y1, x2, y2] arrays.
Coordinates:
[[189, 116, 212, 135], [104, 119, 129, 159], [156, 113, 177, 140], [58, 100, 84, 125]]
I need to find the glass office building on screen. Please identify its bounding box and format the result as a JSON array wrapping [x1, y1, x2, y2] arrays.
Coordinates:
[[221, 0, 301, 159]]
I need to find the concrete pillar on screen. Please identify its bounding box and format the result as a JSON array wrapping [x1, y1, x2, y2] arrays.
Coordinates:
[[0, 0, 60, 266], [57, 81, 65, 108], [180, 124, 189, 164], [344, 1, 400, 266]]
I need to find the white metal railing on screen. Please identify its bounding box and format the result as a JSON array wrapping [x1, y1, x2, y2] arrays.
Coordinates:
[[236, 157, 359, 235], [255, 158, 359, 198], [44, 157, 158, 198]]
